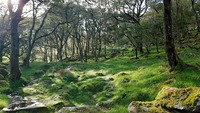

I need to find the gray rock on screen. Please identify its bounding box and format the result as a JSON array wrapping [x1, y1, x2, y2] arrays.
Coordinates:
[[58, 106, 93, 113], [194, 97, 200, 112], [3, 101, 46, 112], [139, 106, 148, 112], [128, 103, 138, 113]]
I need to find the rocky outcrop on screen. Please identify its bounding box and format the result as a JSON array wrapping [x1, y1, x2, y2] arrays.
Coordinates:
[[128, 87, 200, 113], [2, 95, 46, 112]]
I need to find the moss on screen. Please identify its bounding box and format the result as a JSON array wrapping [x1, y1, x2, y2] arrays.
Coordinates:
[[155, 87, 200, 109], [155, 87, 192, 108], [182, 87, 200, 108], [0, 94, 10, 110], [148, 106, 170, 113], [129, 87, 200, 113], [79, 78, 107, 94], [0, 80, 9, 87]]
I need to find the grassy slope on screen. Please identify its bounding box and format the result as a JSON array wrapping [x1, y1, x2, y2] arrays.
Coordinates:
[[0, 48, 200, 113]]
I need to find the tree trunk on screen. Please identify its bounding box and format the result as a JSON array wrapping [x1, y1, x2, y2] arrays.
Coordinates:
[[135, 48, 139, 59], [23, 50, 31, 68], [164, 0, 180, 71], [104, 45, 107, 59], [138, 43, 144, 54], [10, 25, 21, 80], [50, 41, 53, 62], [155, 38, 160, 53], [8, 0, 29, 81], [43, 46, 48, 62], [0, 38, 4, 63], [191, 0, 200, 32]]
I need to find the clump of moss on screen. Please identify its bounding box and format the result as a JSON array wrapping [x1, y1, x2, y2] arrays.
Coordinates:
[[182, 87, 200, 108], [79, 78, 107, 94], [0, 80, 9, 87], [155, 87, 200, 109]]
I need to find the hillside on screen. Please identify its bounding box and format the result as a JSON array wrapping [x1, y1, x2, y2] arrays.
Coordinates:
[[0, 48, 200, 113]]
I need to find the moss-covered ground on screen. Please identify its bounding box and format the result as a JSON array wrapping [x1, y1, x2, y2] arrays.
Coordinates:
[[0, 48, 200, 113]]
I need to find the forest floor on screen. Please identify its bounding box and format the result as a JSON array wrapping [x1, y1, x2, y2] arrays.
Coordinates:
[[0, 48, 200, 113]]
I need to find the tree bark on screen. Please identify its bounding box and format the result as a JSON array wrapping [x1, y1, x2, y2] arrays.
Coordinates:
[[0, 37, 4, 63], [10, 19, 21, 80], [8, 0, 30, 80], [164, 0, 180, 71]]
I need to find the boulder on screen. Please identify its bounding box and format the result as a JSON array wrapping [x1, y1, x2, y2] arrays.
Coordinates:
[[128, 87, 200, 113], [3, 95, 46, 112], [3, 101, 46, 112]]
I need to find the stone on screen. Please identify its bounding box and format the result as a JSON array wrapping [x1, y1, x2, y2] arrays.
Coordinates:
[[3, 95, 46, 112], [58, 106, 93, 113], [194, 98, 200, 112], [96, 99, 114, 107], [128, 87, 200, 113], [3, 101, 46, 112], [128, 103, 138, 113]]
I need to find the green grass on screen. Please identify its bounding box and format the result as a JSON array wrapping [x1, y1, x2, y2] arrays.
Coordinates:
[[0, 94, 9, 109], [1, 48, 199, 113]]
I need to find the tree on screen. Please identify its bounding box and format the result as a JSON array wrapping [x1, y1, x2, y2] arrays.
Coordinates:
[[191, 0, 200, 32], [112, 0, 148, 54], [8, 0, 30, 81], [163, 0, 183, 71]]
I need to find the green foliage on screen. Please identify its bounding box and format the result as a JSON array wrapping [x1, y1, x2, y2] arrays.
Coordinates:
[[21, 62, 52, 82], [0, 74, 4, 80], [0, 94, 9, 109], [0, 68, 8, 77]]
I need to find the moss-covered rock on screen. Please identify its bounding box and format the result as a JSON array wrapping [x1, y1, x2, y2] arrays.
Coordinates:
[[128, 87, 200, 113], [79, 78, 107, 94]]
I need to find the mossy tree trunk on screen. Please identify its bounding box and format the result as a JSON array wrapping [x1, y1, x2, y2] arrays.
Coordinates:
[[8, 0, 29, 81], [163, 0, 183, 71]]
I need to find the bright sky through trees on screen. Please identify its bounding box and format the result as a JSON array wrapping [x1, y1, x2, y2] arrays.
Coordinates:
[[0, 0, 18, 4]]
